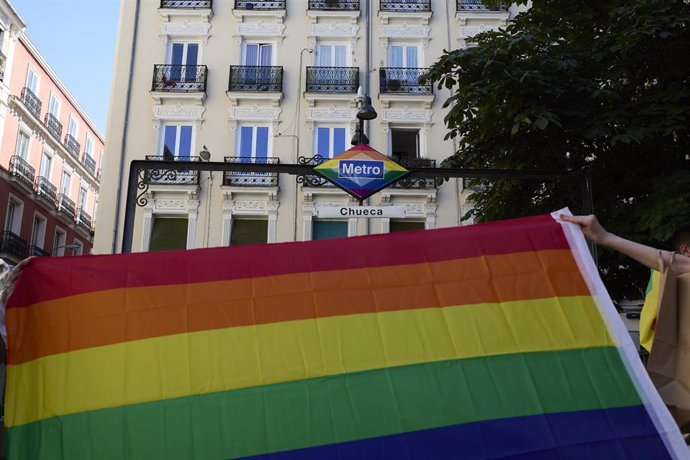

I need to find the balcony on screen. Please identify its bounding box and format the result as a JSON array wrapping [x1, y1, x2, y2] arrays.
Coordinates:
[[145, 155, 201, 185], [228, 66, 283, 92], [57, 194, 77, 220], [28, 245, 50, 257], [21, 87, 42, 119], [44, 113, 63, 140], [0, 50, 6, 81], [9, 155, 36, 190], [160, 0, 212, 8], [379, 0, 430, 12], [64, 134, 81, 159], [0, 231, 28, 261], [152, 65, 208, 93], [82, 153, 97, 176], [35, 176, 58, 205], [306, 67, 359, 93], [457, 0, 506, 11], [234, 0, 285, 10], [76, 209, 92, 233], [308, 0, 359, 10], [379, 68, 432, 94], [390, 158, 437, 189], [223, 156, 280, 187]]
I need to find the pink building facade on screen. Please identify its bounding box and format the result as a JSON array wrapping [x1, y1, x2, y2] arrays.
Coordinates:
[[0, 4, 104, 263]]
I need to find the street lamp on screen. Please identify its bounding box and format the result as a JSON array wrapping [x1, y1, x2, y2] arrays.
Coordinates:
[[52, 244, 80, 256], [351, 87, 377, 146]]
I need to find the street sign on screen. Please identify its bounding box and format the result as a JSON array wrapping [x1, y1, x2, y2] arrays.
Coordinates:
[[317, 206, 406, 218], [313, 144, 409, 201]]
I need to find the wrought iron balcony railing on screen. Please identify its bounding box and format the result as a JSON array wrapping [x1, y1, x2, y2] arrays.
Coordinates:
[[234, 0, 285, 10], [21, 87, 42, 119], [223, 156, 280, 187], [9, 155, 36, 190], [457, 0, 506, 11], [297, 155, 336, 188], [0, 231, 28, 260], [64, 134, 81, 159], [390, 158, 437, 189], [152, 65, 208, 93], [76, 209, 92, 232], [380, 0, 431, 12], [0, 50, 6, 81], [306, 67, 359, 93], [160, 0, 212, 8], [57, 194, 77, 220], [228, 66, 283, 92], [145, 155, 201, 185], [379, 68, 432, 94], [28, 245, 51, 257], [35, 176, 58, 204], [82, 153, 97, 175], [308, 0, 359, 10], [44, 112, 63, 140]]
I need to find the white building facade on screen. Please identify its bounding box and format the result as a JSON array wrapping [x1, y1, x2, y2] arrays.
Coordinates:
[[95, 0, 518, 253]]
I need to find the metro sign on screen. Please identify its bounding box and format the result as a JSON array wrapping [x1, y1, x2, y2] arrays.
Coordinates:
[[314, 144, 409, 201]]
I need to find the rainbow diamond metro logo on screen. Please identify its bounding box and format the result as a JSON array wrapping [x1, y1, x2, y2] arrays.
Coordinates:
[[313, 144, 409, 201]]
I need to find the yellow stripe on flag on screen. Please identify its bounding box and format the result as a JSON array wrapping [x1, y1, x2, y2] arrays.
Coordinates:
[[6, 296, 611, 427], [640, 270, 661, 352]]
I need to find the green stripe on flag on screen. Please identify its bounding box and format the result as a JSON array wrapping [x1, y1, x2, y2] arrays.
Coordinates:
[[7, 347, 640, 460]]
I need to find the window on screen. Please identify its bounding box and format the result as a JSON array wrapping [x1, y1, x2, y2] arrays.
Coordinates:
[[230, 219, 268, 246], [26, 67, 40, 93], [388, 45, 419, 69], [162, 124, 193, 158], [15, 131, 30, 160], [149, 217, 188, 251], [4, 199, 22, 234], [390, 220, 425, 232], [53, 228, 67, 256], [84, 136, 94, 158], [39, 151, 52, 179], [312, 220, 348, 240], [78, 186, 88, 210], [169, 42, 199, 81], [73, 239, 84, 256], [391, 128, 420, 165], [30, 214, 47, 249], [239, 126, 269, 159], [60, 171, 71, 195], [243, 43, 273, 66], [316, 43, 348, 67], [68, 116, 79, 138], [316, 126, 347, 159], [48, 94, 61, 117]]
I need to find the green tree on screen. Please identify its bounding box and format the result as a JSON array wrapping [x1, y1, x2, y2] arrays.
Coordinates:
[[424, 0, 690, 299]]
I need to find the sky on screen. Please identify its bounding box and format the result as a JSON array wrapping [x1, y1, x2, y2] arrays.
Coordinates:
[[15, 0, 121, 135]]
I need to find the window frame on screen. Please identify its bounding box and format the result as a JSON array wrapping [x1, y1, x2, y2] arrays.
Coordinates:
[[30, 212, 48, 249], [160, 123, 195, 158], [314, 124, 349, 159], [237, 124, 271, 159], [15, 130, 30, 160], [25, 66, 40, 93], [53, 227, 67, 256], [48, 93, 62, 117], [4, 196, 23, 234]]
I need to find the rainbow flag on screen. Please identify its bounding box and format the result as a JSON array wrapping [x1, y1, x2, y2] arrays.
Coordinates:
[[4, 213, 687, 459]]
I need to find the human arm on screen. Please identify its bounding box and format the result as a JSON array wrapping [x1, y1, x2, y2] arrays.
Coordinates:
[[560, 214, 690, 273]]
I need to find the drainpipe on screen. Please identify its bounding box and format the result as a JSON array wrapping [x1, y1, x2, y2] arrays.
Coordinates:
[[111, 0, 141, 253]]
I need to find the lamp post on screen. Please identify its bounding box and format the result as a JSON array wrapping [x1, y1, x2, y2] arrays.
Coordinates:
[[52, 244, 80, 256], [351, 87, 377, 146]]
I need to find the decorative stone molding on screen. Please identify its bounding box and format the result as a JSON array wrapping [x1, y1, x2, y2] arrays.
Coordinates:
[[307, 10, 360, 25], [228, 105, 282, 125], [152, 104, 205, 129], [234, 19, 286, 46], [379, 23, 430, 48], [160, 21, 212, 45], [456, 10, 510, 48], [309, 21, 360, 40], [378, 11, 432, 25], [380, 106, 432, 133], [306, 106, 357, 122]]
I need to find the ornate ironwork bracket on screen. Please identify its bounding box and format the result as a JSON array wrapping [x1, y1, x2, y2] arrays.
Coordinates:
[[136, 168, 179, 207], [296, 155, 331, 187]]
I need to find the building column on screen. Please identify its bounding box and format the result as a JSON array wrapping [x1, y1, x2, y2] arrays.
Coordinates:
[[186, 200, 199, 249], [267, 200, 279, 243], [140, 209, 153, 252]]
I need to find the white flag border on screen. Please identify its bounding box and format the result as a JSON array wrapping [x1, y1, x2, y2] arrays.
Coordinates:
[[553, 208, 689, 459]]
